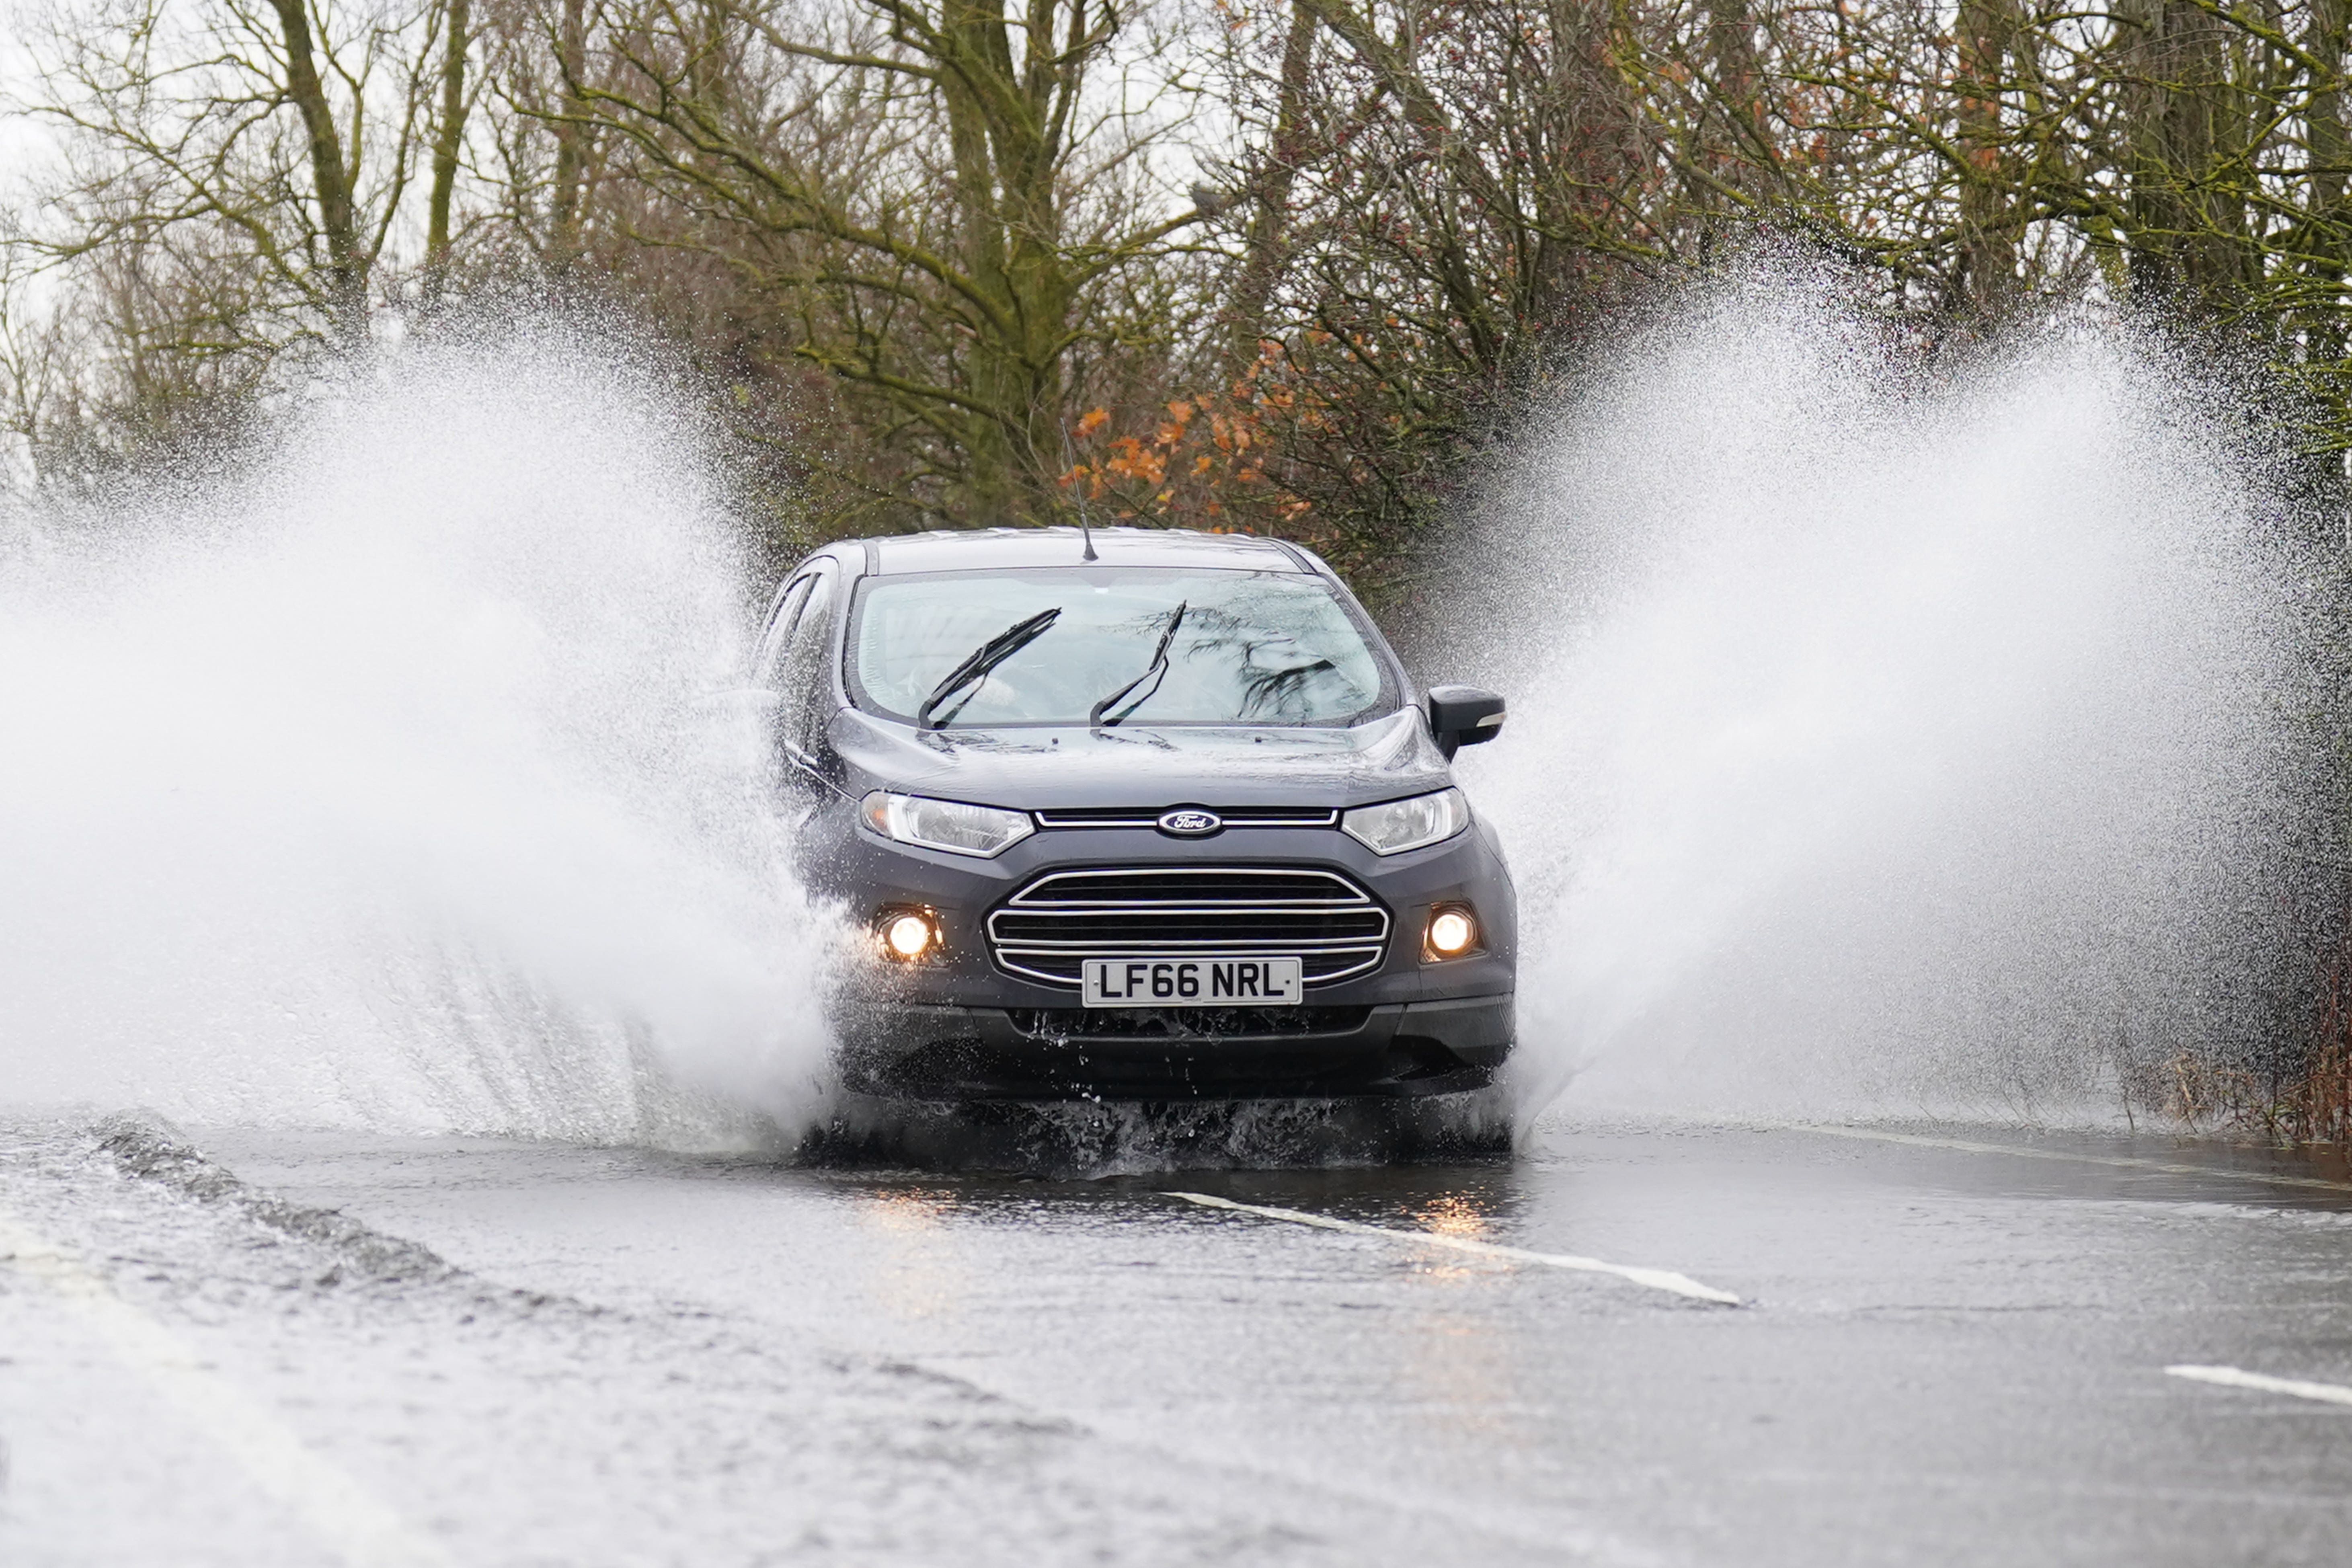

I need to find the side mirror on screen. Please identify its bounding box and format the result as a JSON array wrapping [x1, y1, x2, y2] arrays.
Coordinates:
[[1427, 684, 1505, 760]]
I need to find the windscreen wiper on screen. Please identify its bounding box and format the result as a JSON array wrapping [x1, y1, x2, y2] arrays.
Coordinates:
[[1088, 602, 1186, 728], [917, 606, 1062, 730]]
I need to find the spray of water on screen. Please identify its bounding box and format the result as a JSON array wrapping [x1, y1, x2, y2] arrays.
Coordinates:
[[0, 284, 2312, 1158], [1454, 271, 2311, 1126], [0, 324, 834, 1141]]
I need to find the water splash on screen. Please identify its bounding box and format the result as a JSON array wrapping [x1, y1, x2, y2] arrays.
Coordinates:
[[1452, 273, 2313, 1125], [1, 286, 2314, 1157], [0, 324, 834, 1141]]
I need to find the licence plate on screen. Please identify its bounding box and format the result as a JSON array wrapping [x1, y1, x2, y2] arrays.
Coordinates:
[[1081, 956, 1303, 1008]]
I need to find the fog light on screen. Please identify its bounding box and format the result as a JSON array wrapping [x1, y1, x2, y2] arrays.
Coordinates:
[[1424, 906, 1478, 959], [881, 911, 938, 960]]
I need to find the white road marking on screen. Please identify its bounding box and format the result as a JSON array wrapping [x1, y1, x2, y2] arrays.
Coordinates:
[[0, 1209, 454, 1567], [1790, 1124, 2352, 1195], [1165, 1190, 1742, 1305], [2165, 1364, 2352, 1407]]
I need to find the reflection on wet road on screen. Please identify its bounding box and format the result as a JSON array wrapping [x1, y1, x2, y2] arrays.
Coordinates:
[[1161, 1189, 1744, 1302], [6, 1117, 2352, 1566]]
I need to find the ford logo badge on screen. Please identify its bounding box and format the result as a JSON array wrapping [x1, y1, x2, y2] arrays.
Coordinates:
[[1157, 808, 1223, 837]]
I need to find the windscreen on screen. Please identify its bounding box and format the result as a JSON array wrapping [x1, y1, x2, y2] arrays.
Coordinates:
[[850, 567, 1391, 728]]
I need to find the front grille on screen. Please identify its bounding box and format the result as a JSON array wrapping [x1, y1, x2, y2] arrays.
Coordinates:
[[1032, 806, 1340, 829], [987, 866, 1389, 988]]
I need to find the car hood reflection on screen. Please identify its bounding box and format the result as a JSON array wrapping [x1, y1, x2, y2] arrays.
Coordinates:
[[829, 706, 1451, 810]]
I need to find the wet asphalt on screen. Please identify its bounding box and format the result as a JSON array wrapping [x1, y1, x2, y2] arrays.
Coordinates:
[[6, 1115, 2352, 1566]]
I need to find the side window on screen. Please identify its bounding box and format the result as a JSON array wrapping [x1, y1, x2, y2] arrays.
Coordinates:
[[753, 575, 815, 689], [775, 570, 838, 749]]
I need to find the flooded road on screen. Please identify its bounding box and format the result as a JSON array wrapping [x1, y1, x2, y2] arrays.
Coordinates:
[[6, 1115, 2352, 1566]]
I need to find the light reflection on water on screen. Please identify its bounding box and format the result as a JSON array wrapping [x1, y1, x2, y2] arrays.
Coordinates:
[[848, 1187, 970, 1322]]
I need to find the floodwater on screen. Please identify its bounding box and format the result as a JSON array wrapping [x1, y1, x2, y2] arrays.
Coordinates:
[[6, 1112, 2350, 1566]]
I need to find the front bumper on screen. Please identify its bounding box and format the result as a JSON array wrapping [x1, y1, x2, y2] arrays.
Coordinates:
[[800, 813, 1518, 1101], [832, 994, 1513, 1100]]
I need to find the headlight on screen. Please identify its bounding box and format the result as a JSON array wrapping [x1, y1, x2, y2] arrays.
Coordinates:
[[862, 791, 1035, 858], [1340, 788, 1470, 855], [877, 908, 941, 960]]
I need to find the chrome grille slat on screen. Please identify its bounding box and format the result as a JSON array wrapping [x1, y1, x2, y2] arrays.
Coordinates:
[[992, 903, 1373, 912], [987, 937, 1387, 951], [1007, 868, 1370, 901], [988, 865, 1390, 989], [1033, 807, 1340, 829]]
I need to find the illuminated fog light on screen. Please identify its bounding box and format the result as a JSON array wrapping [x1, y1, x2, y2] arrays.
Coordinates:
[[882, 912, 938, 960], [1424, 907, 1478, 959]]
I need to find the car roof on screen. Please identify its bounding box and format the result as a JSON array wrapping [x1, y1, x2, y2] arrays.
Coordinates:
[[852, 525, 1319, 577]]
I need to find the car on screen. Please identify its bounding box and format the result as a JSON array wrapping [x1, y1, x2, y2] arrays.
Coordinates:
[[752, 524, 1515, 1103]]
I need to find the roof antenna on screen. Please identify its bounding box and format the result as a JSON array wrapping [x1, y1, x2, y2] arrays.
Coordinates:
[[1063, 423, 1099, 562]]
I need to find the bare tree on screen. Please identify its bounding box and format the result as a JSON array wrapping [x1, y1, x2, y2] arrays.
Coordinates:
[[545, 0, 1217, 526], [426, 0, 481, 283], [12, 0, 487, 411]]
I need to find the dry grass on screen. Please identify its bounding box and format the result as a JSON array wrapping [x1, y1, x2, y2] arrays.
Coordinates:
[[2141, 943, 2352, 1146]]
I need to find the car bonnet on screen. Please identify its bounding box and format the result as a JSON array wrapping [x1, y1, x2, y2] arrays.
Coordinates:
[[828, 704, 1452, 811]]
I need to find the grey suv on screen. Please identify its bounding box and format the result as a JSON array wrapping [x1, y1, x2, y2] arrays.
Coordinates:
[[756, 525, 1514, 1101]]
